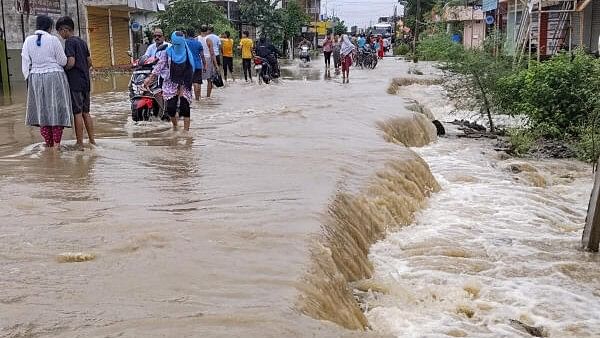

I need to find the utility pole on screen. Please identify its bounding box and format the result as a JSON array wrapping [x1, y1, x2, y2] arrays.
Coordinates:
[[583, 159, 600, 252], [413, 0, 420, 62]]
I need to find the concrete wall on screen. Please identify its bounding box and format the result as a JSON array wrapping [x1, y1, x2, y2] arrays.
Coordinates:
[[2, 0, 83, 85], [2, 0, 167, 85], [464, 20, 486, 48]]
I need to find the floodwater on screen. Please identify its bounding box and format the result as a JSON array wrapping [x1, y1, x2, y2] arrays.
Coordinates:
[[1, 57, 597, 338], [0, 59, 408, 337], [366, 84, 600, 337]]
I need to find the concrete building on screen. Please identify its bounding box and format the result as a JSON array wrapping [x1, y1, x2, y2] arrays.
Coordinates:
[[502, 0, 600, 58], [282, 0, 321, 21], [1, 0, 167, 91], [443, 5, 486, 48]]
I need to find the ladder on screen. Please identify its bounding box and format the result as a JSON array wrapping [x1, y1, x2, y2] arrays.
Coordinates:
[[514, 0, 535, 65], [548, 0, 576, 54], [514, 0, 578, 63]]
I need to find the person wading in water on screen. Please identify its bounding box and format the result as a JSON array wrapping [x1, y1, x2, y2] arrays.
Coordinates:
[[21, 15, 72, 152], [340, 34, 354, 84], [144, 31, 195, 131], [56, 16, 95, 149]]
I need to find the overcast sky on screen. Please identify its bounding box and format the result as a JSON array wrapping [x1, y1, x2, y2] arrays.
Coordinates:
[[322, 0, 402, 28]]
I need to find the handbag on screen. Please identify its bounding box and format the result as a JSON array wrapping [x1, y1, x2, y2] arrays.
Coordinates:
[[211, 72, 224, 88]]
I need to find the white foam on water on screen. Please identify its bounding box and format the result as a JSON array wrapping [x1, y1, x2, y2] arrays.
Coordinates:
[[366, 100, 600, 337]]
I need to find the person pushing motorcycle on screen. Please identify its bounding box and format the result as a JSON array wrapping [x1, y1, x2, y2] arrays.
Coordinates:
[[255, 36, 281, 78]]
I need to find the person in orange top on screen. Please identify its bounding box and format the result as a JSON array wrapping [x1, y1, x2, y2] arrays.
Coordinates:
[[220, 31, 234, 82]]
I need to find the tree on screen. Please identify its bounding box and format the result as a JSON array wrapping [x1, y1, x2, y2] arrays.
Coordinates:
[[333, 20, 347, 35], [417, 33, 513, 132], [153, 0, 227, 36], [403, 0, 437, 35], [240, 0, 284, 46], [282, 0, 310, 43]]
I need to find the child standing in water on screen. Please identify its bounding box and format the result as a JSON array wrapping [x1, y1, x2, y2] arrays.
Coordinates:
[[220, 31, 235, 82], [56, 16, 95, 149]]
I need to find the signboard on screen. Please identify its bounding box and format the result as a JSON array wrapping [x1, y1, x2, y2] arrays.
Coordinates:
[[482, 0, 498, 12], [16, 0, 61, 15], [131, 21, 142, 32], [443, 6, 484, 21]]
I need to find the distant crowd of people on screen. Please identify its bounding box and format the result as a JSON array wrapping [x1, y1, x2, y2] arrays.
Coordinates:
[[20, 15, 389, 148]]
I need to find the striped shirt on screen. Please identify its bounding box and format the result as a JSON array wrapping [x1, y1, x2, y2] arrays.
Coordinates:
[[21, 30, 67, 80]]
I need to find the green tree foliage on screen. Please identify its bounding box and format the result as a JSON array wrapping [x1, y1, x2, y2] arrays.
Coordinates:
[[416, 33, 462, 61], [282, 0, 310, 41], [153, 0, 227, 36], [240, 0, 284, 45], [497, 50, 600, 137], [417, 33, 512, 132], [333, 20, 348, 35], [403, 0, 437, 34], [497, 50, 600, 162], [394, 42, 410, 55]]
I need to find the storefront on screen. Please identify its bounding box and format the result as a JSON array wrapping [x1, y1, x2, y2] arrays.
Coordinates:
[[86, 6, 131, 68]]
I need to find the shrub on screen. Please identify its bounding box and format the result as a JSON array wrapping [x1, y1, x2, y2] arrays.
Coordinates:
[[496, 50, 600, 139], [507, 128, 537, 155], [576, 124, 600, 162], [416, 33, 463, 62], [394, 43, 410, 56]]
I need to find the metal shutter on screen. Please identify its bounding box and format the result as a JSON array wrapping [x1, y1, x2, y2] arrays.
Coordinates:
[[87, 7, 111, 68], [111, 10, 131, 66]]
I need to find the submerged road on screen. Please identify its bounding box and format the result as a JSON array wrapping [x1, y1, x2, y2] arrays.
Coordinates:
[[0, 59, 414, 337]]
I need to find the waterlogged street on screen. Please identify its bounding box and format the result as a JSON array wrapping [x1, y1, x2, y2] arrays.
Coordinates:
[[1, 58, 598, 337], [0, 60, 409, 337]]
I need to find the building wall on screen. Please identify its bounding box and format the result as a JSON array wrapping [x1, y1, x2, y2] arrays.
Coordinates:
[[463, 20, 486, 48], [2, 0, 167, 86], [2, 0, 83, 86], [569, 0, 600, 52], [505, 0, 600, 55]]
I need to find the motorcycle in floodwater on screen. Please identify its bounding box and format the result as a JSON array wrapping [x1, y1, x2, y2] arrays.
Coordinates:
[[299, 46, 310, 66], [128, 53, 168, 122], [254, 55, 280, 84]]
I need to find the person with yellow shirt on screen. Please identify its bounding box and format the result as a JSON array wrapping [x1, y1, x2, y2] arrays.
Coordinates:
[[220, 31, 234, 82], [239, 31, 254, 82]]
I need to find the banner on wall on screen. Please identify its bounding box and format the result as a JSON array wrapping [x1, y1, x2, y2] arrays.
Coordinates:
[[16, 0, 61, 15]]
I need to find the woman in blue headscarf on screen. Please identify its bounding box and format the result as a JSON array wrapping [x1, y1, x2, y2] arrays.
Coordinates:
[[145, 31, 195, 131]]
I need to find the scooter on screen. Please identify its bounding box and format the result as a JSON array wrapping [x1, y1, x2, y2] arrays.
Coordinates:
[[299, 46, 310, 66], [128, 55, 167, 122]]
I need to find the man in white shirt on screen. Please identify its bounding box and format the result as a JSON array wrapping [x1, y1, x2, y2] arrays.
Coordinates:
[[143, 28, 170, 58], [207, 26, 221, 66], [197, 25, 219, 98]]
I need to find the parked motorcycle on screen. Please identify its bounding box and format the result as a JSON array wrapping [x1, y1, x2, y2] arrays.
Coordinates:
[[128, 54, 167, 122]]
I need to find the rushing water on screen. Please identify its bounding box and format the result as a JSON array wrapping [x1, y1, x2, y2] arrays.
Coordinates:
[[0, 58, 597, 338], [366, 83, 600, 337]]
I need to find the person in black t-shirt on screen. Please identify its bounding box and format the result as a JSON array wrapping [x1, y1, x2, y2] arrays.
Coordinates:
[[56, 16, 95, 148]]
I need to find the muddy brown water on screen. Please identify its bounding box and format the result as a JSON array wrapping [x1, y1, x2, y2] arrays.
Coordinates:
[[2, 59, 597, 338], [0, 60, 412, 337]]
